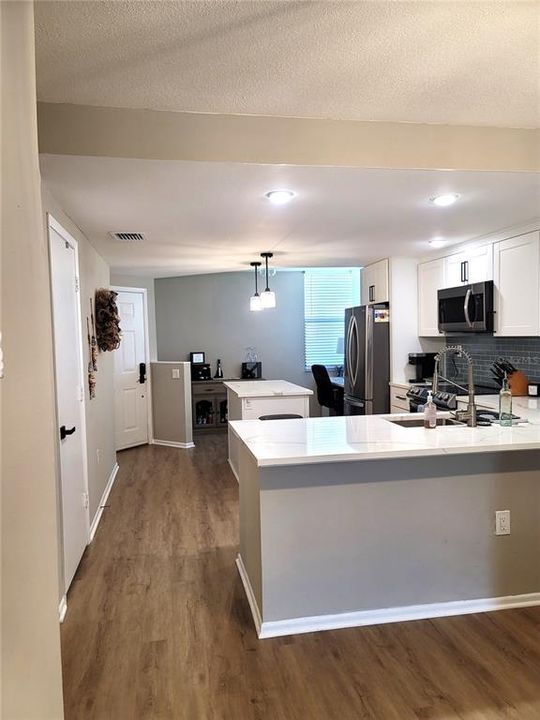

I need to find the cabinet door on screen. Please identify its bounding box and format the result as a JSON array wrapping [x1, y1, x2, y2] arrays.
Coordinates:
[[361, 259, 389, 304], [361, 264, 376, 305], [494, 231, 540, 336], [444, 253, 466, 288], [374, 259, 389, 303], [466, 245, 493, 284], [444, 245, 493, 288], [418, 258, 445, 336]]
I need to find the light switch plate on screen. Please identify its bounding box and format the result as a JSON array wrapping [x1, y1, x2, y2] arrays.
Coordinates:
[[495, 510, 511, 535], [172, 368, 180, 379]]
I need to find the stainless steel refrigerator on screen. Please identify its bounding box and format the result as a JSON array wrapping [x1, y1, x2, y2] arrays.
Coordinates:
[[344, 304, 390, 415]]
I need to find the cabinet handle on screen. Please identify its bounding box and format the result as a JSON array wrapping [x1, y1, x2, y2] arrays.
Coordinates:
[[395, 395, 407, 401], [460, 261, 465, 283], [369, 285, 375, 302], [464, 260, 469, 283]]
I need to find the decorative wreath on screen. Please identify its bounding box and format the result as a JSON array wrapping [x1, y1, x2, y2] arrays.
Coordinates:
[[95, 288, 121, 352]]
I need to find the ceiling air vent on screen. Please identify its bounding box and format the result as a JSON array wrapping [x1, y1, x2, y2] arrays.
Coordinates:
[[108, 231, 145, 242]]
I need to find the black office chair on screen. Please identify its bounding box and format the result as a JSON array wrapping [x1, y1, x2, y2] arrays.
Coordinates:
[[311, 365, 344, 415]]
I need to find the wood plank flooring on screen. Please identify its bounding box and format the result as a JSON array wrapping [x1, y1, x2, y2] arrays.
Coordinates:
[[61, 435, 540, 720]]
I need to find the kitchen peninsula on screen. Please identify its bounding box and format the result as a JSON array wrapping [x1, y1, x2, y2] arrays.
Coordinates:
[[231, 413, 540, 638], [224, 380, 312, 480]]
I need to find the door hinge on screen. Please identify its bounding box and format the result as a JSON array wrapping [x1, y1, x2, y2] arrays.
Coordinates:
[[75, 276, 80, 293], [79, 385, 84, 402], [82, 492, 89, 509]]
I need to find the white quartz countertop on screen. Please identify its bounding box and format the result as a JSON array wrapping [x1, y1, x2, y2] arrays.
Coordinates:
[[458, 394, 540, 424], [229, 411, 540, 467], [223, 380, 313, 398]]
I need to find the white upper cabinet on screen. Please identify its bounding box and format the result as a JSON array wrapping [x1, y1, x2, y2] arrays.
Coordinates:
[[361, 259, 389, 305], [418, 258, 445, 337], [494, 231, 540, 336], [443, 244, 493, 288]]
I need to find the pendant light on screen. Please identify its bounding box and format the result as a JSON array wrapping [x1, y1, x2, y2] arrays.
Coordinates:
[[249, 261, 262, 311], [260, 252, 276, 309]]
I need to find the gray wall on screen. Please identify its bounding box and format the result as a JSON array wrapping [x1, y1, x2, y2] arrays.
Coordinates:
[[155, 271, 317, 406], [110, 274, 157, 361], [1, 3, 65, 716]]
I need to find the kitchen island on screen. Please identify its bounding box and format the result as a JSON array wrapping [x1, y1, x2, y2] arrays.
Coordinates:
[[224, 380, 312, 481], [230, 412, 540, 638]]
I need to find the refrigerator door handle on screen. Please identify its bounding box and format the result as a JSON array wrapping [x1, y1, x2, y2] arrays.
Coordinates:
[[365, 307, 374, 402], [345, 316, 353, 377], [350, 314, 359, 388]]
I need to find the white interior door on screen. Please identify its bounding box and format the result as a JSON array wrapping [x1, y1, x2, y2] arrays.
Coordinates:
[[113, 290, 149, 450], [49, 219, 89, 593]]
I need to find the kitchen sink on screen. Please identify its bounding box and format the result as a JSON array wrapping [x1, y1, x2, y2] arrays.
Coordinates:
[[387, 417, 466, 428]]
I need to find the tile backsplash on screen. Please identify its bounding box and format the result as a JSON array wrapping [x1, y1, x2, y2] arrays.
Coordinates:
[[444, 336, 540, 388]]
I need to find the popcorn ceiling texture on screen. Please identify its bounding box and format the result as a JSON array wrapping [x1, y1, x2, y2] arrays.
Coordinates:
[[34, 1, 539, 128], [445, 336, 540, 387]]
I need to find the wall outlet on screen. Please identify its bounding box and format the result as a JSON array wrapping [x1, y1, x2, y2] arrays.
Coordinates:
[[172, 368, 180, 379], [96, 448, 101, 464], [495, 510, 511, 535]]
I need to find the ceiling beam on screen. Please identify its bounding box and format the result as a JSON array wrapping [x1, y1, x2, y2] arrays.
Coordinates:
[[38, 102, 539, 172]]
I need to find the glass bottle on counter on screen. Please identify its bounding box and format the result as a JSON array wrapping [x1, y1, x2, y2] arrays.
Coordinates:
[[499, 372, 513, 426], [424, 390, 437, 429]]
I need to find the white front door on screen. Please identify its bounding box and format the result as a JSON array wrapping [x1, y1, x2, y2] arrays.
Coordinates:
[[49, 218, 89, 592], [113, 289, 149, 450]]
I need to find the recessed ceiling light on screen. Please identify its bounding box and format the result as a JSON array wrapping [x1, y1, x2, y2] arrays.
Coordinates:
[[429, 238, 446, 249], [265, 190, 295, 205], [430, 193, 460, 207]]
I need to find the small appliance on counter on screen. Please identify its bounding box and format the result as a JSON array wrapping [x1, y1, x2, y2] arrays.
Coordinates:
[[190, 350, 212, 381], [408, 352, 437, 383], [191, 363, 212, 381], [241, 362, 262, 379], [241, 346, 262, 379]]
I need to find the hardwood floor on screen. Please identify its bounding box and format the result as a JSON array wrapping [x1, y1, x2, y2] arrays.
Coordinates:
[[62, 435, 540, 720]]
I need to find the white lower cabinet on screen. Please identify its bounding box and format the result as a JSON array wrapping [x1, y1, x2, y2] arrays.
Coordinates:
[[494, 231, 540, 336], [418, 258, 444, 337], [390, 385, 410, 413]]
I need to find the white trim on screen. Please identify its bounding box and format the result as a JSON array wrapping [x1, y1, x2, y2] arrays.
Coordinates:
[[112, 286, 154, 446], [228, 458, 240, 483], [152, 439, 195, 449], [236, 555, 262, 635], [253, 592, 540, 640], [58, 595, 68, 623], [88, 462, 119, 543], [47, 214, 91, 593]]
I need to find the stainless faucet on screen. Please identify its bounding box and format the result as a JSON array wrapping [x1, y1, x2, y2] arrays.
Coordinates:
[[432, 345, 477, 427]]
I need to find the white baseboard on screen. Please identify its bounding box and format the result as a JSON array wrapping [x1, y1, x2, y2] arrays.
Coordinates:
[[228, 458, 240, 484], [235, 555, 262, 635], [152, 439, 195, 449], [58, 595, 67, 623], [88, 462, 119, 543], [255, 591, 540, 639]]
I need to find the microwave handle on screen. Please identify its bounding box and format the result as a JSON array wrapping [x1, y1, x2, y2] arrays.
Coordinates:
[[463, 288, 473, 327]]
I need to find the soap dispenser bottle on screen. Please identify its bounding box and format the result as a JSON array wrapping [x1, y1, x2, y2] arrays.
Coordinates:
[[424, 390, 437, 429], [499, 372, 513, 426]]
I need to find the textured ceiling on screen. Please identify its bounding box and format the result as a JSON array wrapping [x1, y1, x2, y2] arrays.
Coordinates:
[[35, 1, 540, 128], [40, 155, 540, 277]]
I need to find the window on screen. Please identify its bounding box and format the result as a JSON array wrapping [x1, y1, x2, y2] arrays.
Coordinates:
[[304, 268, 361, 370]]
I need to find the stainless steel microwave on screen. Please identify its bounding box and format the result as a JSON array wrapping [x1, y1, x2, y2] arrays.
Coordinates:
[[438, 281, 494, 333]]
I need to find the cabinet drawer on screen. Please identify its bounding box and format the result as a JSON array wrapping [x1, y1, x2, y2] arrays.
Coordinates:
[[390, 387, 410, 411], [192, 382, 223, 395], [241, 396, 308, 420]]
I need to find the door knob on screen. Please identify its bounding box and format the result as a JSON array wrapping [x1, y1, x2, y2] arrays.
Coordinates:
[[60, 425, 76, 440]]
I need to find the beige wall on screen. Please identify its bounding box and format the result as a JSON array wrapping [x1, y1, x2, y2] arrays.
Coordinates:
[[110, 274, 157, 361], [1, 3, 64, 718], [42, 189, 116, 531], [37, 102, 540, 172], [151, 362, 192, 446]]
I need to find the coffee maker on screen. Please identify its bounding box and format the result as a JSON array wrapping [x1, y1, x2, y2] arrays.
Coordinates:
[[408, 352, 437, 383]]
